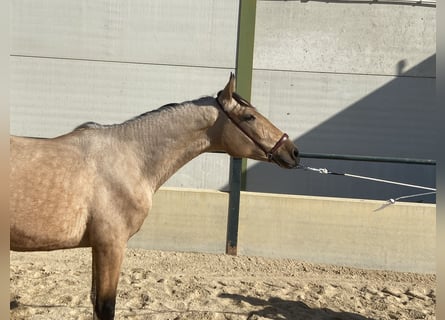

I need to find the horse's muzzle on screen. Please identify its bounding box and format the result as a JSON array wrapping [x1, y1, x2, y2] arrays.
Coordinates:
[[271, 145, 300, 169]]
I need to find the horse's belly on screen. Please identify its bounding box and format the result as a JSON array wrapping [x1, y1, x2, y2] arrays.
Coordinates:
[[10, 139, 92, 251], [10, 198, 90, 251], [10, 220, 88, 251], [10, 181, 91, 251]]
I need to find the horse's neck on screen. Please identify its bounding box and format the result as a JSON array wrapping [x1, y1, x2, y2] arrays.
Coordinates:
[[118, 100, 220, 191]]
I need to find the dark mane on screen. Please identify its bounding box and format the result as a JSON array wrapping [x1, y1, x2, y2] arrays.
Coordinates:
[[74, 121, 104, 131], [74, 103, 182, 131], [127, 103, 180, 122], [74, 93, 254, 132]]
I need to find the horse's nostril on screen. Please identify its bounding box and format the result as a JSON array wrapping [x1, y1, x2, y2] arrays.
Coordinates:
[[293, 149, 299, 160]]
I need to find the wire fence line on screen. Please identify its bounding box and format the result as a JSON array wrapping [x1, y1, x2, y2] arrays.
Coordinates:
[[261, 0, 436, 7]]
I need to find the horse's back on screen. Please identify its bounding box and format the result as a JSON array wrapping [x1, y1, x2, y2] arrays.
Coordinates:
[[10, 134, 94, 251]]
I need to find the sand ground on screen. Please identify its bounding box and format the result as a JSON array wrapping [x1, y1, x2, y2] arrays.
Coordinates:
[[10, 248, 435, 320]]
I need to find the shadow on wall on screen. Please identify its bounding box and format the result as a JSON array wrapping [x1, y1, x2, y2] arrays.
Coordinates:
[[231, 55, 436, 203]]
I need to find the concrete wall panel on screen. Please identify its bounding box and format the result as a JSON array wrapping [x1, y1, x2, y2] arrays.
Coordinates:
[[238, 191, 435, 273], [128, 188, 435, 273], [243, 66, 436, 201], [254, 1, 435, 77], [248, 1, 436, 201], [129, 188, 229, 254], [11, 0, 239, 68]]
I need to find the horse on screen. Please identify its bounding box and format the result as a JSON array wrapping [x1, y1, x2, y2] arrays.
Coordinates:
[[10, 73, 300, 320]]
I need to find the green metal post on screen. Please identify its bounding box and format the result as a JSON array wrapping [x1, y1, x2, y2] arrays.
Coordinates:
[[226, 0, 257, 256]]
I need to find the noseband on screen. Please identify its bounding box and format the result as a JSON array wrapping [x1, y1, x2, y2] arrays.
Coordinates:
[[216, 93, 289, 162]]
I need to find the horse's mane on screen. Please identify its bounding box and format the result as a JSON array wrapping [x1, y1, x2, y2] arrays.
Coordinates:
[[74, 102, 183, 131], [125, 103, 181, 123], [73, 121, 103, 130], [74, 93, 252, 131]]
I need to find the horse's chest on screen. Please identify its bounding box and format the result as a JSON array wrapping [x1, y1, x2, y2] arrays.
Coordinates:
[[91, 176, 152, 238]]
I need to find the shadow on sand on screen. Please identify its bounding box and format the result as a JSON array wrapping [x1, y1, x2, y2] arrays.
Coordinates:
[[219, 293, 374, 320]]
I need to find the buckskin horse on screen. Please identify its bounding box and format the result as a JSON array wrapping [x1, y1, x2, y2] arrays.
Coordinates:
[[10, 74, 300, 320]]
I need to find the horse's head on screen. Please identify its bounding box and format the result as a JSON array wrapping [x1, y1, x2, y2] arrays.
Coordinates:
[[216, 74, 300, 169]]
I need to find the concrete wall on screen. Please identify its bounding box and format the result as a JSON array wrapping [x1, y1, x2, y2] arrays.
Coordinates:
[[10, 1, 436, 202], [128, 188, 435, 274], [245, 1, 436, 202]]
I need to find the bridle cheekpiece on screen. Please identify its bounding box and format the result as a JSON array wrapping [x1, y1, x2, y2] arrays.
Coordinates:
[[216, 92, 289, 162]]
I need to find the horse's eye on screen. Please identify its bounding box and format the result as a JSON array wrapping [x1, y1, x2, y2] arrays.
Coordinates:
[[242, 114, 256, 122]]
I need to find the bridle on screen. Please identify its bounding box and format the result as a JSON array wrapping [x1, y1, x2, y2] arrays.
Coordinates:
[[216, 92, 289, 162]]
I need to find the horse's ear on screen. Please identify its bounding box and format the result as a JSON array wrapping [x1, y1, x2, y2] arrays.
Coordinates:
[[219, 73, 236, 105]]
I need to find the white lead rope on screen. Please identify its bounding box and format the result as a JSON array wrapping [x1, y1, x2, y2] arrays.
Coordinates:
[[390, 191, 436, 203], [297, 165, 436, 191], [297, 165, 436, 204], [340, 172, 436, 191]]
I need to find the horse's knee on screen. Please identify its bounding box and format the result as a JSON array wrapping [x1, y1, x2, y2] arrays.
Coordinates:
[[95, 297, 116, 320]]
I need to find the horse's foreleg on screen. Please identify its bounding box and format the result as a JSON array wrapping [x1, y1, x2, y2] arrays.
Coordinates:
[[91, 244, 125, 320], [91, 247, 96, 306]]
